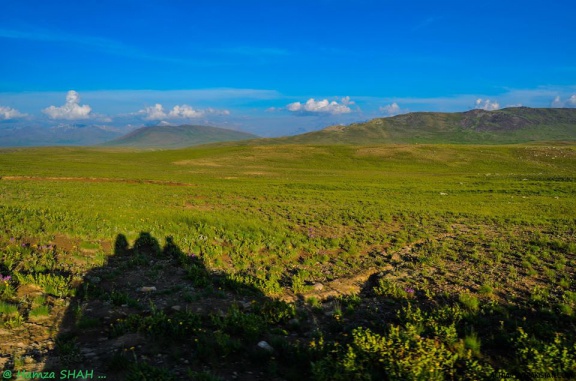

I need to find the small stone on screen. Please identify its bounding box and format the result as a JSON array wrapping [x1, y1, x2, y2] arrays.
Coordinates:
[[288, 318, 300, 326], [23, 356, 34, 364], [88, 276, 101, 284], [137, 286, 157, 292], [313, 283, 324, 291], [171, 305, 181, 312], [257, 341, 274, 352]]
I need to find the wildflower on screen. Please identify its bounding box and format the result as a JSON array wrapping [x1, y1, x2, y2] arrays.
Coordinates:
[[0, 275, 11, 283], [405, 287, 415, 294]]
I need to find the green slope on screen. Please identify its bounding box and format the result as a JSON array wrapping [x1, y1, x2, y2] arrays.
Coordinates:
[[102, 124, 259, 148], [268, 107, 576, 145]]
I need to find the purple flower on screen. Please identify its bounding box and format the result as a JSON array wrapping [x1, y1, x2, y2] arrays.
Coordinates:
[[0, 275, 11, 282], [9, 237, 15, 242], [405, 287, 415, 294]]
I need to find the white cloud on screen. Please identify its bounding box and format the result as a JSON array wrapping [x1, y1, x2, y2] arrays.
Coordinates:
[[475, 98, 500, 111], [140, 104, 167, 120], [286, 97, 353, 115], [551, 96, 563, 108], [550, 94, 576, 108], [379, 102, 402, 116], [43, 90, 92, 120], [341, 96, 354, 106], [169, 105, 204, 118], [0, 106, 26, 120], [139, 104, 230, 120]]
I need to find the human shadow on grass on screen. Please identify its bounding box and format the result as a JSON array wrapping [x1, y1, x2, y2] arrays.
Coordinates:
[[44, 232, 304, 381]]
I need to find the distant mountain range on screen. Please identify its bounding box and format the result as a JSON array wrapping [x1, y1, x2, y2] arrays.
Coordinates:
[[267, 107, 576, 145], [0, 124, 124, 147], [101, 124, 258, 148], [1, 107, 575, 148]]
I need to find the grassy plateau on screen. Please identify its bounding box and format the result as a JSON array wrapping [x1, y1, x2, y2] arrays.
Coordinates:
[[0, 142, 575, 380]]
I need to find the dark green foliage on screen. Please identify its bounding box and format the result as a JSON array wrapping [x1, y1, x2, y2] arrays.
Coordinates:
[[253, 299, 297, 324], [110, 310, 202, 340], [212, 304, 265, 341], [126, 362, 176, 381], [55, 333, 82, 367]]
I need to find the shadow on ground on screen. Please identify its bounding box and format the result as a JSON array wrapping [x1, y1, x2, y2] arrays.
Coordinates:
[[31, 232, 576, 381], [42, 232, 305, 381]]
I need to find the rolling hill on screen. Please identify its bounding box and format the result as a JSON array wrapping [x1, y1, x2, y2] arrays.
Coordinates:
[[268, 107, 576, 145], [102, 124, 259, 148]]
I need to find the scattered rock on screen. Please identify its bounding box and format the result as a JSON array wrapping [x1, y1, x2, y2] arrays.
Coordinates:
[[313, 283, 324, 291], [257, 341, 274, 352], [137, 286, 157, 292], [171, 305, 182, 312], [112, 333, 146, 348], [87, 276, 101, 284], [239, 301, 252, 310], [288, 318, 300, 326]]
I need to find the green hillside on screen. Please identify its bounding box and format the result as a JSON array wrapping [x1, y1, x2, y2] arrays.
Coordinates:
[[269, 107, 576, 145], [102, 124, 259, 148]]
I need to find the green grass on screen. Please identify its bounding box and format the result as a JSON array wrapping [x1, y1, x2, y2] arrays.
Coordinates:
[[0, 142, 575, 380], [29, 305, 50, 318], [0, 301, 18, 315]]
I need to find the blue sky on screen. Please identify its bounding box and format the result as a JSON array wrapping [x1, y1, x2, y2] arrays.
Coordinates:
[[1, 0, 575, 136]]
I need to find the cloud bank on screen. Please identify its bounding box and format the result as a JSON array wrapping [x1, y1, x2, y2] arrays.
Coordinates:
[[0, 106, 26, 120], [43, 90, 92, 119], [139, 104, 230, 120], [286, 97, 354, 115]]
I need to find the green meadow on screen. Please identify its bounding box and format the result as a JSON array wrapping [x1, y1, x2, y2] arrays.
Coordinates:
[[1, 143, 575, 380]]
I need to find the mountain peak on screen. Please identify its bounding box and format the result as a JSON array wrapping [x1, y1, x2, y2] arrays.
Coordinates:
[[103, 124, 258, 149]]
